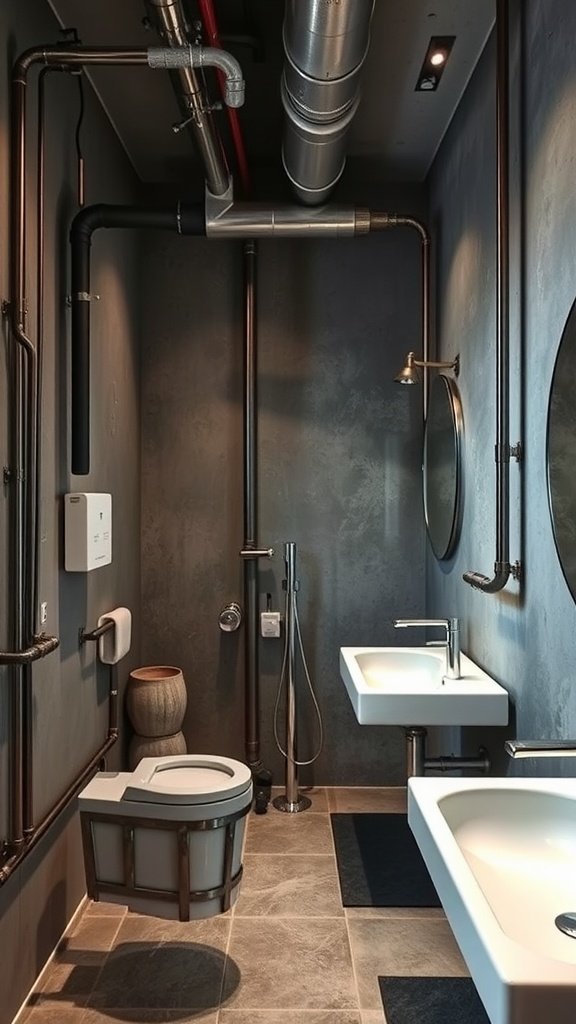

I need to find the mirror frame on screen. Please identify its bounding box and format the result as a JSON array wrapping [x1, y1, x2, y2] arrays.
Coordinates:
[[423, 373, 464, 561], [546, 295, 576, 602]]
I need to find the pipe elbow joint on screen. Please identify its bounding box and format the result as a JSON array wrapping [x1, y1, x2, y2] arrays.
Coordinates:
[[193, 46, 245, 107], [147, 45, 245, 107]]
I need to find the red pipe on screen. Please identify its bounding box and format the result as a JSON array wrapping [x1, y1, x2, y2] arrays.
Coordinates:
[[198, 0, 251, 195]]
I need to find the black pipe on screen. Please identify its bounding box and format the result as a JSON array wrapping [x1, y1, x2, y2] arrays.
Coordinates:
[[243, 241, 258, 766], [242, 241, 272, 811], [69, 203, 205, 474]]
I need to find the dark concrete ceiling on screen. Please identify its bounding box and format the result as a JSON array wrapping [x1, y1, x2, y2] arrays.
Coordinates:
[[45, 0, 494, 186]]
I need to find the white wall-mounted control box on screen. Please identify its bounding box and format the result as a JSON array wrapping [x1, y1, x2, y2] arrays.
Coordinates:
[[261, 611, 281, 638], [65, 493, 112, 572]]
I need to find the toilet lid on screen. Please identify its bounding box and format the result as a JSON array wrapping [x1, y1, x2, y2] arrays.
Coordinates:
[[122, 754, 252, 805]]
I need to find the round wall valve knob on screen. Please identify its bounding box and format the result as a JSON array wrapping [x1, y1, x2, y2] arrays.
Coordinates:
[[218, 602, 242, 632]]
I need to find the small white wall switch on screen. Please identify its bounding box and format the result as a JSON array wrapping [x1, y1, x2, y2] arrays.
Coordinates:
[[65, 493, 112, 572], [261, 611, 281, 638]]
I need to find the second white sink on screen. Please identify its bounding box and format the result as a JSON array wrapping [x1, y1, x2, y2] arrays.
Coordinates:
[[339, 646, 508, 726], [409, 777, 576, 1024]]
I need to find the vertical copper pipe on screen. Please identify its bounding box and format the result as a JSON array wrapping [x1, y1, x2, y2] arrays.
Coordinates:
[[9, 69, 34, 847], [463, 0, 512, 592], [6, 44, 147, 849]]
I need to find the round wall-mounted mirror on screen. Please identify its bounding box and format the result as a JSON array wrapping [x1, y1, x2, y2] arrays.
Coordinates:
[[423, 374, 463, 560], [547, 297, 576, 601]]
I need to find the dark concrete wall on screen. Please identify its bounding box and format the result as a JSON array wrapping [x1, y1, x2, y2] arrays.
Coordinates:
[[141, 192, 427, 786], [427, 0, 576, 772], [0, 2, 141, 1019]]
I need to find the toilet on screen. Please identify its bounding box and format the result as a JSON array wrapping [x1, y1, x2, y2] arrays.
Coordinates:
[[78, 754, 253, 921]]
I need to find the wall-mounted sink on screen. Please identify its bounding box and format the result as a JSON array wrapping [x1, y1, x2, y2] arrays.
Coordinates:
[[409, 777, 576, 1024], [339, 646, 508, 726]]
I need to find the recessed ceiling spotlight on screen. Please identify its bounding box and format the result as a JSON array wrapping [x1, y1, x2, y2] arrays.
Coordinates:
[[415, 36, 456, 92], [430, 50, 447, 67]]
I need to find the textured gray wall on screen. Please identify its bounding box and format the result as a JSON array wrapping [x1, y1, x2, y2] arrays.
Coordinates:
[[427, 0, 576, 774], [0, 2, 141, 1019], [141, 208, 427, 786]]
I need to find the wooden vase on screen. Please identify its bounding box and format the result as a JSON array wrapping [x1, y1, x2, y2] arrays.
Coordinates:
[[126, 665, 188, 739]]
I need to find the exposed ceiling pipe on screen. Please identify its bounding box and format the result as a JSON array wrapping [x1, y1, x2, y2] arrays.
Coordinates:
[[197, 0, 251, 195], [70, 202, 206, 475], [205, 185, 370, 236], [146, 0, 230, 196], [281, 0, 374, 205]]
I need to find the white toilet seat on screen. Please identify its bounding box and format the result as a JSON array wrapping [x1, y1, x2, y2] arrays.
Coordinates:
[[122, 754, 252, 805]]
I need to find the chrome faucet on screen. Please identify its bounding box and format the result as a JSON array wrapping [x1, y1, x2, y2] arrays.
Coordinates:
[[505, 740, 576, 758], [393, 617, 461, 679]]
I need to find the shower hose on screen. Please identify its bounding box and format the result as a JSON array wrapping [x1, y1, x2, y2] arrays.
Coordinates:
[[273, 545, 323, 773]]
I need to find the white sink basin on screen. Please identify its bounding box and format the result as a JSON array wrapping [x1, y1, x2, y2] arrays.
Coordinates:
[[409, 777, 576, 1024], [339, 646, 508, 725]]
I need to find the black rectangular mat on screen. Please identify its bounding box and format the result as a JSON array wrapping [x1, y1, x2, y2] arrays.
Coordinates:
[[379, 977, 490, 1024], [330, 813, 441, 907]]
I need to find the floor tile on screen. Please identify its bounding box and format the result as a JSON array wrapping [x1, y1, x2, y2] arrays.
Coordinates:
[[220, 1013, 362, 1023], [223, 918, 357, 1010], [18, 1010, 86, 1023], [84, 901, 128, 918], [81, 1011, 219, 1023], [347, 918, 468, 1010], [62, 916, 125, 952], [359, 1012, 386, 1024], [269, 787, 330, 812], [31, 916, 122, 1011], [327, 789, 407, 814], [86, 914, 232, 1010], [112, 914, 232, 943], [244, 811, 334, 855], [236, 854, 343, 917], [344, 906, 445, 920], [30, 956, 105, 1009]]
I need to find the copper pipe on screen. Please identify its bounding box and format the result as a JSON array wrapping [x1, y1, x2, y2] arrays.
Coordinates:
[[369, 213, 431, 418], [0, 733, 118, 885], [4, 43, 147, 850], [463, 0, 517, 592]]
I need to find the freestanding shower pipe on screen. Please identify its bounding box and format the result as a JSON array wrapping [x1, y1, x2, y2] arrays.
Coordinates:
[[273, 542, 323, 813]]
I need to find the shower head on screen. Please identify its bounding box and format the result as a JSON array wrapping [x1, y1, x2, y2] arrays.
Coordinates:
[[394, 351, 460, 384], [394, 351, 421, 384]]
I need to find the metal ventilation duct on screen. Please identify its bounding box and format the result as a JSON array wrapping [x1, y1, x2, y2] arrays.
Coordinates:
[[282, 0, 374, 205]]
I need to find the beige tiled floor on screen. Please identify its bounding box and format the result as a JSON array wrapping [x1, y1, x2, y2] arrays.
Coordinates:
[[18, 788, 468, 1024]]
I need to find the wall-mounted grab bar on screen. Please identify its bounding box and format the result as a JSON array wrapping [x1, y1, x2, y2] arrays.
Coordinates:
[[79, 620, 115, 645]]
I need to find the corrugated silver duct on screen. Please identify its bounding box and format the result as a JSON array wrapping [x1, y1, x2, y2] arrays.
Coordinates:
[[146, 0, 230, 195], [282, 0, 374, 204]]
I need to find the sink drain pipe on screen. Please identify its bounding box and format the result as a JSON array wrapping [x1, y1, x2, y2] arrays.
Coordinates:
[[405, 728, 490, 779]]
